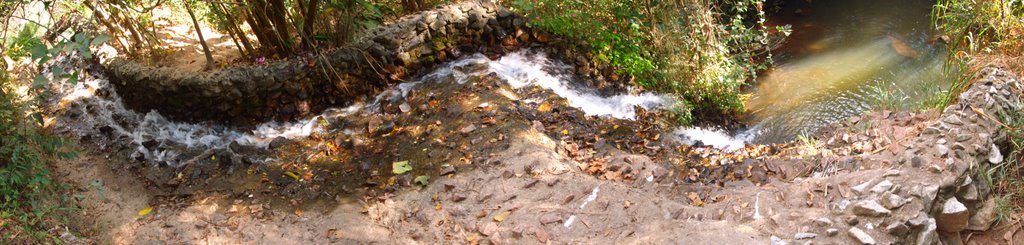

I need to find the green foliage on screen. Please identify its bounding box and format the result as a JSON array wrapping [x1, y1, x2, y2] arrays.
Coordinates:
[[512, 0, 780, 124], [3, 25, 43, 60], [932, 0, 1024, 108], [0, 29, 107, 242], [512, 0, 655, 83]]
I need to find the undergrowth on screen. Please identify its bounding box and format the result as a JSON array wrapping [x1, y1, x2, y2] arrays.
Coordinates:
[[933, 0, 1024, 224], [510, 0, 787, 124]]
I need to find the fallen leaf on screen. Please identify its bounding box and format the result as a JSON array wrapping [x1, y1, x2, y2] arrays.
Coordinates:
[[138, 207, 153, 216], [393, 161, 413, 174], [494, 211, 511, 222], [537, 102, 552, 112], [687, 192, 705, 207], [415, 175, 430, 185], [284, 171, 300, 181]]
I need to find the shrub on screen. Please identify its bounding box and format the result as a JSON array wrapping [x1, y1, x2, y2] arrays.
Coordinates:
[[510, 0, 783, 124]]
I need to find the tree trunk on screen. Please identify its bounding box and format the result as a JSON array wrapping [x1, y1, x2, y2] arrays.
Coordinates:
[[183, 0, 216, 70], [402, 0, 428, 13], [248, 0, 289, 56], [83, 1, 133, 55], [299, 0, 320, 50], [266, 0, 294, 53], [213, 2, 254, 58]]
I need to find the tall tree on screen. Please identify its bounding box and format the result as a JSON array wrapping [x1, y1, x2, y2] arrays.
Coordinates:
[[183, 0, 215, 70]]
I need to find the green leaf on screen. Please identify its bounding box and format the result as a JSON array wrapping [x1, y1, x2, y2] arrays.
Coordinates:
[[66, 71, 79, 86], [29, 44, 47, 60], [414, 175, 429, 186], [32, 75, 48, 89], [52, 66, 64, 77], [392, 160, 412, 174], [91, 34, 112, 46]]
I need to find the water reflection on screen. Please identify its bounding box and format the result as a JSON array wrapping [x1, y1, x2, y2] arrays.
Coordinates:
[[742, 0, 948, 143]]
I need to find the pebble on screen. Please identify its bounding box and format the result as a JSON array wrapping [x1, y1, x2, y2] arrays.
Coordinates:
[[852, 200, 891, 217], [937, 197, 969, 233], [989, 143, 1004, 163], [770, 236, 787, 245], [460, 124, 478, 134], [847, 227, 876, 245], [885, 222, 909, 235], [813, 217, 833, 227], [935, 144, 949, 157], [881, 193, 907, 209], [794, 232, 817, 240], [851, 181, 873, 194], [916, 218, 939, 245], [826, 228, 839, 237], [870, 180, 893, 193], [539, 213, 562, 225]]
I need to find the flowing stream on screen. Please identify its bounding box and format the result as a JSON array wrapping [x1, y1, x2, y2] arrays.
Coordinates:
[[739, 0, 948, 144], [53, 0, 951, 164], [53, 50, 662, 167]]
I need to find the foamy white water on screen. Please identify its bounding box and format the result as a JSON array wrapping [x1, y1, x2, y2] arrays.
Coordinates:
[[52, 50, 672, 167], [672, 127, 746, 152], [374, 50, 665, 119]]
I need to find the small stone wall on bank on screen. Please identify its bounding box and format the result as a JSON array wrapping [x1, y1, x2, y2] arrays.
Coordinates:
[[103, 1, 618, 125], [846, 67, 1022, 244]]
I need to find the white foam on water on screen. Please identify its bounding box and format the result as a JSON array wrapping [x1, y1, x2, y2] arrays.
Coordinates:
[[53, 74, 361, 167], [53, 49, 665, 167], [375, 50, 665, 120], [489, 51, 664, 119], [672, 127, 746, 152]]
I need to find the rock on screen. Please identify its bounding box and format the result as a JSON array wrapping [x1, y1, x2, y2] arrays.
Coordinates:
[[848, 227, 876, 245], [881, 193, 907, 209], [937, 197, 969, 233], [851, 181, 873, 194], [908, 212, 930, 228], [268, 137, 292, 149], [539, 213, 562, 225], [916, 218, 939, 245], [935, 144, 949, 157], [989, 143, 1004, 163], [852, 200, 891, 217], [967, 198, 997, 231], [479, 221, 498, 237], [813, 217, 833, 227], [794, 232, 817, 240], [883, 170, 901, 177], [846, 215, 860, 226], [826, 228, 839, 237], [885, 222, 909, 236], [770, 236, 787, 245], [920, 185, 939, 211], [871, 180, 893, 193], [397, 52, 413, 65], [440, 165, 456, 176], [911, 156, 924, 167], [962, 183, 979, 201], [399, 103, 412, 113], [460, 124, 478, 134]]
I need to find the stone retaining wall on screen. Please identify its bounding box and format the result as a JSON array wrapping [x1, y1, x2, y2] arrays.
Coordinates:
[[847, 67, 1022, 244], [103, 1, 618, 125]]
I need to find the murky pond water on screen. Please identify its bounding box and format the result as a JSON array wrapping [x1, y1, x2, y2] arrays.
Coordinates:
[[739, 0, 948, 143]]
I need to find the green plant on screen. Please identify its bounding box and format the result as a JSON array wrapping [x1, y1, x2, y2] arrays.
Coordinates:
[[932, 0, 1024, 108], [511, 0, 781, 124], [0, 27, 106, 241], [511, 0, 656, 79]]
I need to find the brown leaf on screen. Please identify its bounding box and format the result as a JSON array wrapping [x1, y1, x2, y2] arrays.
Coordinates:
[[493, 211, 511, 222]]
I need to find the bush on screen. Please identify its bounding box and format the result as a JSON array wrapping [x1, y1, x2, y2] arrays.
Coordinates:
[[510, 0, 783, 124]]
